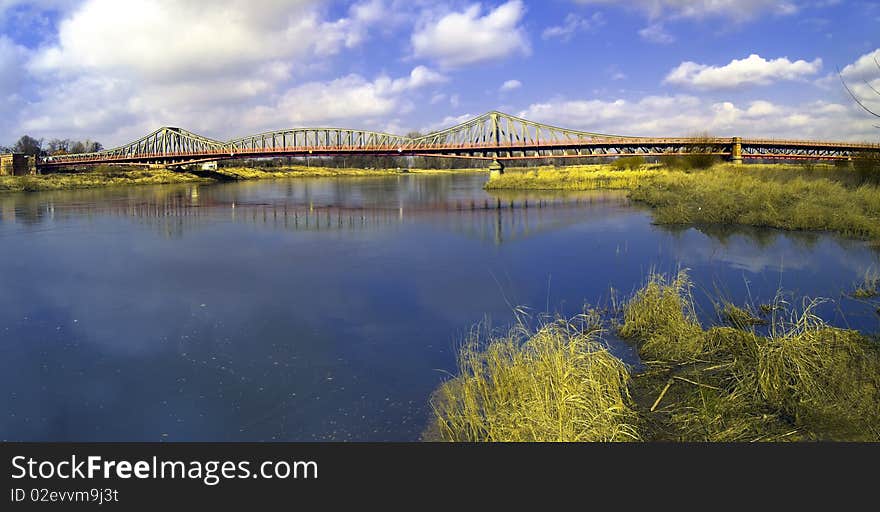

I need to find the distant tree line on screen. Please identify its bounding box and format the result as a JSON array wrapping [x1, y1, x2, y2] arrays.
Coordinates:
[[1, 135, 103, 157]]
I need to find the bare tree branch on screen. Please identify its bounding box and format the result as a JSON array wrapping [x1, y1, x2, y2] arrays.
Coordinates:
[[839, 66, 880, 119]]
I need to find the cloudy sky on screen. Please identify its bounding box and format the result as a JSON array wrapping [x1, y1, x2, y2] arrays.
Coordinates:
[[1, 0, 878, 148]]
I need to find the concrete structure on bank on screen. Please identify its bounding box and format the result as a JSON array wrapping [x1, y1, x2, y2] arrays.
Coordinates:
[[731, 137, 743, 165], [0, 153, 35, 176], [488, 160, 505, 178]]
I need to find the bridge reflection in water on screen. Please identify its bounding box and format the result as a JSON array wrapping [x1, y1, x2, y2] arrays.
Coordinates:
[[4, 174, 880, 443], [0, 178, 633, 246]]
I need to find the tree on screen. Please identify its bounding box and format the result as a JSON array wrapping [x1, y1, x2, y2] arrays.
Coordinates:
[[71, 139, 103, 153], [840, 56, 880, 128], [46, 138, 71, 155], [13, 135, 43, 157], [45, 138, 103, 154]]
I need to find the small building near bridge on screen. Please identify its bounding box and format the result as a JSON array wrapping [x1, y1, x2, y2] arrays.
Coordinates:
[[0, 153, 36, 176]]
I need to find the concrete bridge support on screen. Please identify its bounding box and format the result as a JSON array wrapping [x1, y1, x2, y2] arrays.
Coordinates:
[[0, 153, 34, 175], [731, 137, 743, 165], [489, 159, 505, 178]]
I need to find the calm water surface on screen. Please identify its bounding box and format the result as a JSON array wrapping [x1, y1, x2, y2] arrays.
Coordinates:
[[1, 173, 878, 441]]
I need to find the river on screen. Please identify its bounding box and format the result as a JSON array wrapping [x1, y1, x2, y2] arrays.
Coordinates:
[[1, 173, 877, 441]]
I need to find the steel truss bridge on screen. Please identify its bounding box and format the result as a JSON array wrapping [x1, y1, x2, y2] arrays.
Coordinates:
[[38, 111, 880, 170]]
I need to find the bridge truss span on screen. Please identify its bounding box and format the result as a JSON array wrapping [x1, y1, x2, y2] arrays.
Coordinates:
[[226, 128, 411, 154], [38, 111, 880, 169]]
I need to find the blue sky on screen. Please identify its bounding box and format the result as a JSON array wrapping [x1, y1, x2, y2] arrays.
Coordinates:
[[1, 0, 878, 147]]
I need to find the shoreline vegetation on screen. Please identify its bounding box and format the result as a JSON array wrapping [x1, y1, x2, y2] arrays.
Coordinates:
[[435, 160, 880, 441], [485, 162, 880, 243], [425, 271, 880, 442], [0, 165, 486, 193]]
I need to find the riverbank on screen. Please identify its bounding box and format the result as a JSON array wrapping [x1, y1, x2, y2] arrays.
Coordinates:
[[486, 164, 880, 242], [216, 166, 486, 179], [0, 168, 209, 192], [426, 271, 880, 442], [0, 165, 487, 193]]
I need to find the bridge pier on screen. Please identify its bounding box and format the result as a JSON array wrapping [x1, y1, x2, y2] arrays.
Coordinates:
[[1, 153, 34, 176], [489, 159, 505, 178], [731, 137, 743, 165]]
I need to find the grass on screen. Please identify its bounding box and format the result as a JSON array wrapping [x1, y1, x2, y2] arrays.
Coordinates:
[[0, 165, 484, 194], [214, 166, 409, 180], [612, 155, 645, 171], [623, 272, 880, 441], [426, 319, 640, 442], [486, 163, 880, 242], [428, 271, 880, 442], [851, 268, 879, 299], [0, 167, 209, 192], [719, 302, 768, 329], [218, 166, 487, 179], [486, 165, 648, 191]]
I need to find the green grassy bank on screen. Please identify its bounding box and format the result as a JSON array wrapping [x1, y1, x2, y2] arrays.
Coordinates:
[[215, 166, 485, 179], [486, 163, 880, 242], [0, 165, 485, 193], [0, 168, 209, 192], [426, 271, 880, 442]]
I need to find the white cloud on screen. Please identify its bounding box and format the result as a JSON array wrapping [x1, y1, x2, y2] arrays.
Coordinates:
[[421, 113, 475, 134], [0, 35, 30, 137], [243, 67, 445, 129], [6, 0, 875, 149], [605, 65, 627, 81], [272, 76, 400, 124], [500, 79, 522, 92], [391, 66, 447, 92], [14, 0, 415, 143], [841, 48, 880, 81], [745, 100, 782, 117], [28, 0, 358, 80], [518, 95, 877, 140], [411, 0, 530, 68], [20, 75, 139, 135], [575, 1, 798, 44], [638, 23, 674, 44], [839, 48, 880, 120], [573, 0, 798, 22], [0, 35, 28, 100], [542, 12, 605, 41], [664, 54, 822, 89]]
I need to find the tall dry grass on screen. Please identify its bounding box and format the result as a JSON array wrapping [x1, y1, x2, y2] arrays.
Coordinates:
[[620, 272, 880, 441], [486, 163, 880, 241], [429, 271, 880, 442], [427, 319, 640, 442], [0, 168, 208, 192]]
